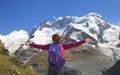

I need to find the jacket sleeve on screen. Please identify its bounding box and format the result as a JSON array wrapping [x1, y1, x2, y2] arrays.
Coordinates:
[[62, 40, 86, 50], [30, 43, 50, 50]]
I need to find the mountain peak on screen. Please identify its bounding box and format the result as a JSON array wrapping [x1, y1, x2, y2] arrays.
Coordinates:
[[87, 12, 103, 18]]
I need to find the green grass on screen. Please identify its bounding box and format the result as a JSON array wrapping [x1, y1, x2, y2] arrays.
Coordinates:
[[0, 40, 41, 75], [0, 54, 41, 75]]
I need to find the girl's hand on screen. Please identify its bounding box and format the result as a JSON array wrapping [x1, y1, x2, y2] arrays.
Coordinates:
[[85, 38, 92, 43], [25, 42, 31, 46]]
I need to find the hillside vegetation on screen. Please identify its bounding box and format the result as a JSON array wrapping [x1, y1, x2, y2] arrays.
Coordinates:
[[0, 40, 41, 75]]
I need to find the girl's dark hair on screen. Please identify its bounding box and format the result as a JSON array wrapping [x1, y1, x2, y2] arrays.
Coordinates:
[[52, 34, 61, 44]]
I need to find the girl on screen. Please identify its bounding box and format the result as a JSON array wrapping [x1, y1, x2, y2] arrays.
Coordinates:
[[25, 34, 92, 75]]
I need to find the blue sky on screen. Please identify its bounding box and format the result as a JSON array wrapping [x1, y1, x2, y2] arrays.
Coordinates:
[[0, 0, 120, 35]]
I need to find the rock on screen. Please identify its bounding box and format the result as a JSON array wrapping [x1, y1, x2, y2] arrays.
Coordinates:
[[102, 60, 120, 75]]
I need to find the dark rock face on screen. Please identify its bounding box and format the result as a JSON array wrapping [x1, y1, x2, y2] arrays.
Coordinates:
[[62, 26, 97, 45], [102, 60, 120, 75], [116, 43, 120, 47], [64, 66, 80, 75], [118, 34, 120, 40], [14, 45, 39, 61]]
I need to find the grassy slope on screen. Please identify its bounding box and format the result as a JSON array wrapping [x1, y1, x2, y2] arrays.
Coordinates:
[[0, 40, 41, 75], [0, 54, 41, 75]]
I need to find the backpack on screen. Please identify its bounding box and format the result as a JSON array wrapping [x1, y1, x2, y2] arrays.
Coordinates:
[[48, 44, 65, 66]]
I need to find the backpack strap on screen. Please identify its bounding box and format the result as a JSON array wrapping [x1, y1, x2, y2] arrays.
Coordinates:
[[60, 44, 64, 58]]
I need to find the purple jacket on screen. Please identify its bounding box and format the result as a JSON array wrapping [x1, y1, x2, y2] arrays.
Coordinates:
[[30, 40, 86, 50]]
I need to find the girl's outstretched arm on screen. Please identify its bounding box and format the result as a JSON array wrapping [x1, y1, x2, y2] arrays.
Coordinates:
[[25, 42, 50, 50], [62, 38, 92, 50]]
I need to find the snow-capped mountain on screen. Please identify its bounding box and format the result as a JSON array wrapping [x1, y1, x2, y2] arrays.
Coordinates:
[[0, 30, 28, 53], [0, 13, 120, 61], [28, 13, 120, 44]]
